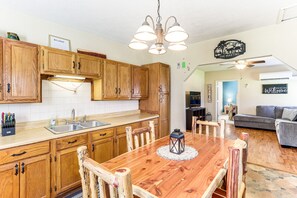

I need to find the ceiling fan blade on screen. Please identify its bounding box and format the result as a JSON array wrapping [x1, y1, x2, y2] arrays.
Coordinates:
[[247, 64, 255, 68], [249, 60, 265, 64], [220, 62, 236, 65], [228, 66, 235, 69]]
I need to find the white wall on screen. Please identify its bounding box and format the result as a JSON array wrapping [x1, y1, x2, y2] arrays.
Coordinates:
[[0, 6, 152, 123], [205, 66, 297, 117], [153, 19, 297, 131]]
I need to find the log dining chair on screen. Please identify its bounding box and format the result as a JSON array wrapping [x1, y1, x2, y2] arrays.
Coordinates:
[[125, 121, 155, 152], [192, 116, 226, 138], [210, 133, 249, 198], [77, 146, 157, 198]]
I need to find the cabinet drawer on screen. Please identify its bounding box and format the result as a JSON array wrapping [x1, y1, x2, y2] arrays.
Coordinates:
[[91, 129, 114, 141], [56, 134, 88, 151], [0, 141, 50, 165], [116, 122, 140, 135]]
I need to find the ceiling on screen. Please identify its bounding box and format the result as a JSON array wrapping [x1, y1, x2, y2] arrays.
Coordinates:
[[1, 0, 296, 45], [197, 56, 297, 74]]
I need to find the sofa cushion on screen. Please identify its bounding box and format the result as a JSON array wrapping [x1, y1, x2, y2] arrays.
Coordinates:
[[282, 108, 297, 121], [234, 114, 275, 124], [275, 106, 297, 119], [256, 106, 275, 118]]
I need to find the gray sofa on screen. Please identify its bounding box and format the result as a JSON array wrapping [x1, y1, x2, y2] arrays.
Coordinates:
[[234, 105, 297, 147]]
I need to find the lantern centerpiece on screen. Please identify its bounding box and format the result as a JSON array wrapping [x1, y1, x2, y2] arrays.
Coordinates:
[[169, 129, 185, 154]]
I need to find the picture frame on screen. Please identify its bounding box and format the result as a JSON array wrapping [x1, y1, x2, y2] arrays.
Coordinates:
[[49, 35, 71, 51], [262, 84, 288, 94], [207, 84, 212, 103]]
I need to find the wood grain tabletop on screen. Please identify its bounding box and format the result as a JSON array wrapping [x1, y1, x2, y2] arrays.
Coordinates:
[[102, 133, 235, 198]]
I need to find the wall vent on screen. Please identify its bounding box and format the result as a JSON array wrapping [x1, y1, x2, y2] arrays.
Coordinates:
[[277, 4, 297, 23]]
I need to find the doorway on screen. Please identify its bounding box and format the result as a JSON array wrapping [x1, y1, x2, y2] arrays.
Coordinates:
[[216, 80, 238, 123]]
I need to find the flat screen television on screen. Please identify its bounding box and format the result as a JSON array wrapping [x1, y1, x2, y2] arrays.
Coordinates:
[[185, 91, 201, 108]]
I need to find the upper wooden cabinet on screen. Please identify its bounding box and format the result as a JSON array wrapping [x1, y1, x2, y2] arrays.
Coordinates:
[[0, 39, 3, 101], [92, 60, 131, 100], [40, 46, 102, 78], [0, 39, 40, 103], [131, 66, 149, 99]]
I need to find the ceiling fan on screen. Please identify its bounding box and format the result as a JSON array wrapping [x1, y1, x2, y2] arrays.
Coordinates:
[[220, 60, 265, 69]]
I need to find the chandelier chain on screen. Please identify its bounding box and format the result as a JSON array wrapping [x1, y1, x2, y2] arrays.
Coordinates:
[[157, 0, 162, 23]]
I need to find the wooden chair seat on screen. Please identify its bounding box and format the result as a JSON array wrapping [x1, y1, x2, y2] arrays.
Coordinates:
[[126, 121, 155, 152]]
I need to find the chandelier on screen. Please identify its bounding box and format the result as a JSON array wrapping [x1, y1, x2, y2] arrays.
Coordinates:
[[129, 0, 188, 55]]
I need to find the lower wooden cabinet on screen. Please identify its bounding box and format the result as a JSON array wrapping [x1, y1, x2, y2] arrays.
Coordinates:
[[0, 154, 50, 198], [91, 137, 114, 163]]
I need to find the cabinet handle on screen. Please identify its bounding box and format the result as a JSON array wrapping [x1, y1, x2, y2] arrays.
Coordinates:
[[92, 144, 94, 152], [78, 62, 81, 70], [100, 133, 107, 136], [21, 162, 25, 174], [68, 140, 77, 144], [11, 151, 27, 157], [15, 164, 19, 176], [72, 61, 75, 69], [118, 88, 121, 94], [7, 83, 11, 93], [115, 88, 118, 94]]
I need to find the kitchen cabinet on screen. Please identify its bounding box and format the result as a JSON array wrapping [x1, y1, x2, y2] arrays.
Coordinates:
[[131, 65, 149, 99], [115, 122, 140, 156], [0, 39, 3, 101], [92, 60, 131, 100], [0, 141, 50, 198], [54, 134, 87, 195], [40, 46, 102, 78], [140, 63, 170, 138], [90, 129, 115, 163], [1, 39, 40, 103]]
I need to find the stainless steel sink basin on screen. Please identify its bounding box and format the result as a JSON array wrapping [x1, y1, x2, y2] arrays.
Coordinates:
[[47, 124, 85, 134], [45, 120, 110, 134], [79, 120, 110, 128]]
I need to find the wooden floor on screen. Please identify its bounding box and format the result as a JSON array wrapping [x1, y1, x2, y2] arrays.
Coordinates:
[[223, 124, 297, 174]]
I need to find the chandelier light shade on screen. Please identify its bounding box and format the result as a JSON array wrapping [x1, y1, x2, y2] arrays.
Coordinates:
[[128, 39, 148, 50], [165, 23, 189, 43], [168, 42, 187, 51], [129, 0, 188, 55]]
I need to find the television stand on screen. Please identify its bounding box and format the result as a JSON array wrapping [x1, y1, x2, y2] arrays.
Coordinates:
[[186, 107, 206, 130]]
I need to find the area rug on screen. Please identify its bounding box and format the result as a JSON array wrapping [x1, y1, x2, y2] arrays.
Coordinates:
[[246, 164, 297, 198], [66, 164, 297, 198]]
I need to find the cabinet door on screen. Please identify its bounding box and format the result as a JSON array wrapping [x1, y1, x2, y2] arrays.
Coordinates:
[[42, 47, 76, 74], [131, 66, 148, 99], [117, 63, 131, 99], [116, 134, 128, 156], [0, 162, 19, 198], [159, 64, 170, 94], [159, 94, 170, 138], [91, 137, 114, 163], [56, 147, 81, 194], [76, 54, 102, 78], [0, 39, 3, 101], [4, 40, 40, 102], [103, 60, 118, 99], [20, 155, 50, 198]]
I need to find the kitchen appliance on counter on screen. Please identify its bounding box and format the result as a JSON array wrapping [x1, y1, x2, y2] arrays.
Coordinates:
[[185, 91, 201, 108], [1, 112, 16, 136]]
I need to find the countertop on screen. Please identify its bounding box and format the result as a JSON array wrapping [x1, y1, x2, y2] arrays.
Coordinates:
[[0, 111, 159, 150]]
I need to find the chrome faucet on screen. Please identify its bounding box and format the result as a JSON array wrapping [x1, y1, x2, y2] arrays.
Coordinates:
[[71, 109, 76, 123]]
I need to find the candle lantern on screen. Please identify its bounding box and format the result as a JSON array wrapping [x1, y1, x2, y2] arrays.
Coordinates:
[[169, 129, 185, 154]]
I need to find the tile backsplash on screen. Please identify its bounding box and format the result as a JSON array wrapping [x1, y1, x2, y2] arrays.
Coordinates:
[[0, 80, 139, 123]]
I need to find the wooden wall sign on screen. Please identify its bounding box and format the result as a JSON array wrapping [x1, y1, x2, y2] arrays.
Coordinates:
[[214, 39, 246, 59], [262, 84, 288, 94], [207, 84, 212, 103]]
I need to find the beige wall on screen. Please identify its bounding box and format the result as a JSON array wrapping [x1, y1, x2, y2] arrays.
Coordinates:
[[205, 66, 297, 118], [153, 19, 297, 131], [184, 69, 205, 107]]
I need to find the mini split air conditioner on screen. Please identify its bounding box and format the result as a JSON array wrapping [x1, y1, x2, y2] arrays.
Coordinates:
[[259, 71, 293, 80]]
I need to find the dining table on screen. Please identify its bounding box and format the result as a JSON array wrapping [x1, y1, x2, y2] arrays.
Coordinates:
[[102, 132, 235, 198]]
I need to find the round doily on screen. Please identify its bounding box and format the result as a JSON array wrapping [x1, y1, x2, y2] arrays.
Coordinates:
[[156, 145, 198, 161]]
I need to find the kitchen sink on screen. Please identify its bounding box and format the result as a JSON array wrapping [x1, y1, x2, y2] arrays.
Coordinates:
[[79, 120, 110, 128], [45, 120, 110, 134]]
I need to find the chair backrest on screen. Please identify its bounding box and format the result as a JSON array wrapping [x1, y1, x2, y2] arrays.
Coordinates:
[[192, 116, 225, 138], [77, 146, 157, 198], [126, 121, 155, 152], [240, 132, 249, 183]]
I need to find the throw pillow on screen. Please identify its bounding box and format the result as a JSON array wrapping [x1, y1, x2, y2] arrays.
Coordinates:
[[282, 108, 297, 121]]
